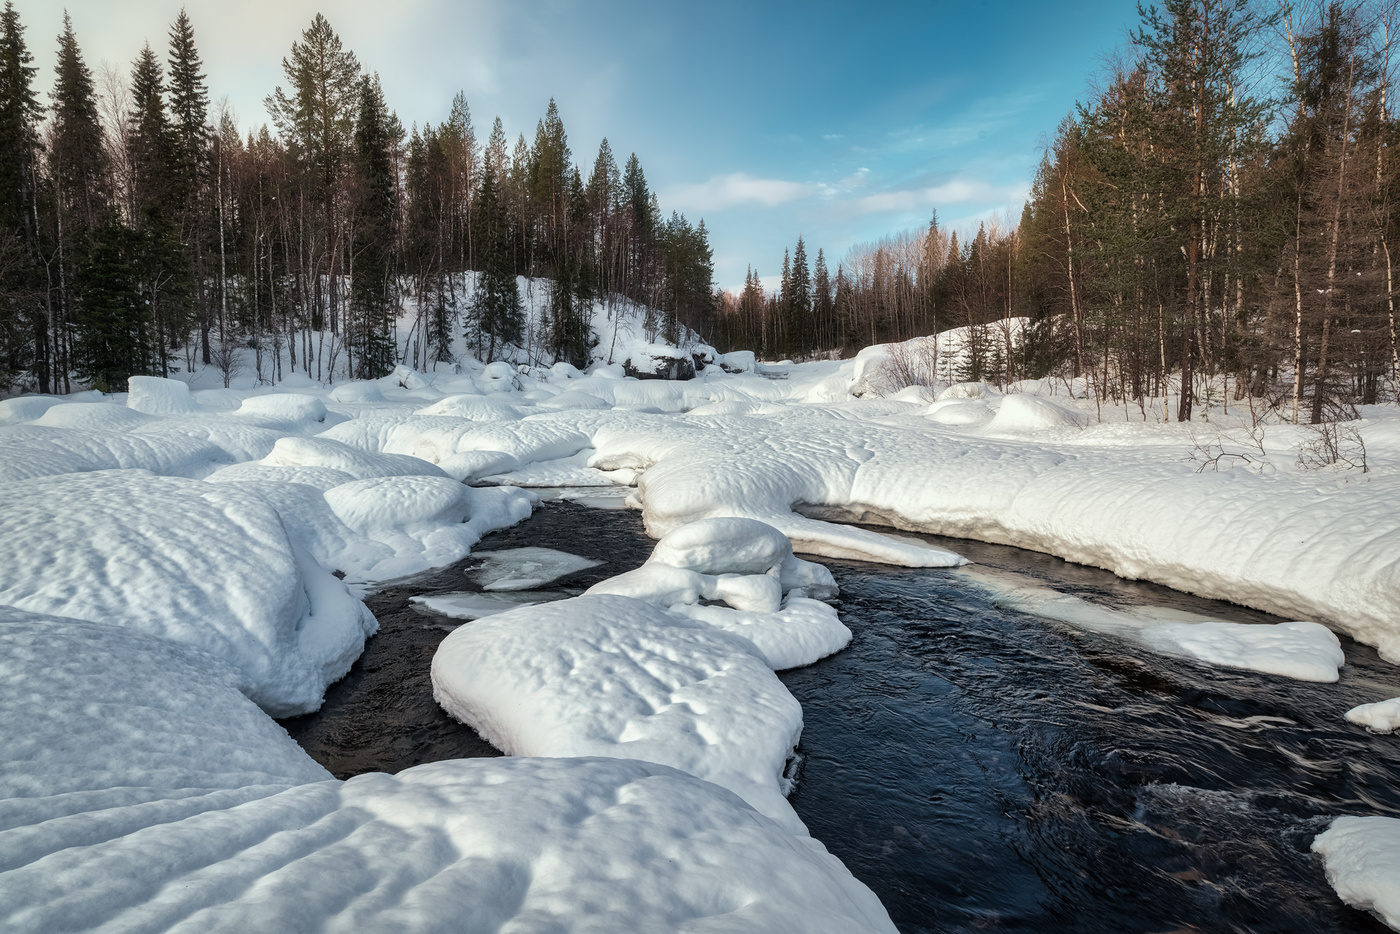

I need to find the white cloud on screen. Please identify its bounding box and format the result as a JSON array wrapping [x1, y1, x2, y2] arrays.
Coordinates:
[[851, 179, 1029, 215], [663, 173, 814, 212]]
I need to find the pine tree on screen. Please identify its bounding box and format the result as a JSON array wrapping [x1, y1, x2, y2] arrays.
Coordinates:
[[50, 13, 109, 231], [75, 223, 149, 391], [787, 236, 811, 358], [812, 247, 832, 354], [351, 73, 396, 378], [0, 1, 45, 390], [166, 8, 208, 362], [471, 163, 522, 361], [266, 13, 361, 334]]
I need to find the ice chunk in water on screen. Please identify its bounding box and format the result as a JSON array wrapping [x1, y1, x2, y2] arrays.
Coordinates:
[[470, 547, 603, 591], [411, 590, 570, 620]]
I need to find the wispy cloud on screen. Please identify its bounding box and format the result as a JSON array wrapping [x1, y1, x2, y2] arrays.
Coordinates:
[[849, 179, 1030, 215], [663, 173, 815, 212]]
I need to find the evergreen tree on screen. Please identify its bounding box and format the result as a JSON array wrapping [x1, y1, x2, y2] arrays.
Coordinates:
[[75, 223, 149, 391], [166, 8, 209, 361], [350, 73, 396, 378], [0, 1, 44, 390], [471, 163, 522, 361], [50, 13, 109, 231], [812, 247, 832, 354], [266, 13, 361, 333], [786, 235, 811, 358]]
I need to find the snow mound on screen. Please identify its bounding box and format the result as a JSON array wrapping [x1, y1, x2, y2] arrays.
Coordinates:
[[0, 471, 375, 716], [1346, 698, 1400, 734], [260, 435, 446, 480], [324, 475, 472, 534], [588, 564, 785, 613], [127, 375, 200, 415], [985, 393, 1085, 432], [35, 401, 157, 431], [1314, 816, 1400, 931], [469, 547, 603, 591], [234, 392, 328, 428], [328, 380, 386, 403], [648, 517, 792, 575], [0, 394, 62, 424], [0, 425, 230, 482], [432, 594, 808, 834], [670, 597, 852, 671], [538, 390, 611, 411], [414, 393, 530, 421], [926, 398, 996, 426]]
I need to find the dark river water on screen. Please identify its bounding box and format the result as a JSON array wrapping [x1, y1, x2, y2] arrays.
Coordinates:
[[281, 501, 1400, 934]]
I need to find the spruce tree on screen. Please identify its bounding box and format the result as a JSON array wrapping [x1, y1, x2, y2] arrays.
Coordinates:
[[75, 223, 149, 391], [471, 164, 522, 361], [787, 236, 811, 358], [50, 13, 109, 232], [0, 1, 44, 390], [351, 73, 396, 378], [166, 9, 208, 361]]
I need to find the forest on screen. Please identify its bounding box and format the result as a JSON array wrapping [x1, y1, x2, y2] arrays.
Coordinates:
[[1, 0, 1396, 427], [0, 6, 716, 393], [714, 0, 1398, 423]]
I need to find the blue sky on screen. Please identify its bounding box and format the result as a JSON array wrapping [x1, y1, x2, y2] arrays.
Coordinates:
[[17, 0, 1142, 289]]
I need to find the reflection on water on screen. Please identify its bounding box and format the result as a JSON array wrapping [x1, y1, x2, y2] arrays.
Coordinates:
[[283, 506, 1399, 933]]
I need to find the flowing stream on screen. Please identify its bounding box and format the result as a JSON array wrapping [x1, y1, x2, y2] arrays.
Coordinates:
[[281, 501, 1400, 933]]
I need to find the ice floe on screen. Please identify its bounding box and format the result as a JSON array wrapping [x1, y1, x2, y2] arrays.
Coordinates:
[[468, 547, 604, 590], [968, 568, 1345, 682]]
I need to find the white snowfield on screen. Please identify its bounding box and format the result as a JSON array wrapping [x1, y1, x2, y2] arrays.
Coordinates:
[[4, 314, 1400, 929], [0, 609, 896, 934]]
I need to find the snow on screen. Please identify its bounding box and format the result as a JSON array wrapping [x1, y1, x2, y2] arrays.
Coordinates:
[[432, 594, 809, 834], [127, 374, 202, 415], [0, 470, 376, 716], [984, 393, 1086, 433], [0, 607, 896, 934], [469, 546, 603, 590], [1346, 698, 1400, 734], [968, 569, 1346, 682], [586, 563, 786, 613], [648, 516, 793, 575], [1314, 816, 1400, 931], [8, 315, 1400, 926]]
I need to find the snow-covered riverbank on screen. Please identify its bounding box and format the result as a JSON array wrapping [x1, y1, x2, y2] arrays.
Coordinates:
[[2, 343, 1398, 930]]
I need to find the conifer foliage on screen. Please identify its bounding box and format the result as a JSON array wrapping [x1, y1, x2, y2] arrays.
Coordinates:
[[0, 9, 716, 393]]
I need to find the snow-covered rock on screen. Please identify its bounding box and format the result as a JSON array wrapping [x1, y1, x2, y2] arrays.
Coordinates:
[[0, 470, 375, 716], [1347, 698, 1400, 734], [432, 594, 808, 834], [126, 375, 201, 415], [1314, 816, 1400, 932]]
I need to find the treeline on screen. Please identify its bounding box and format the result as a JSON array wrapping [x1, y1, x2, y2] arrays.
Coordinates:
[[716, 0, 1398, 422], [0, 6, 715, 393]]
